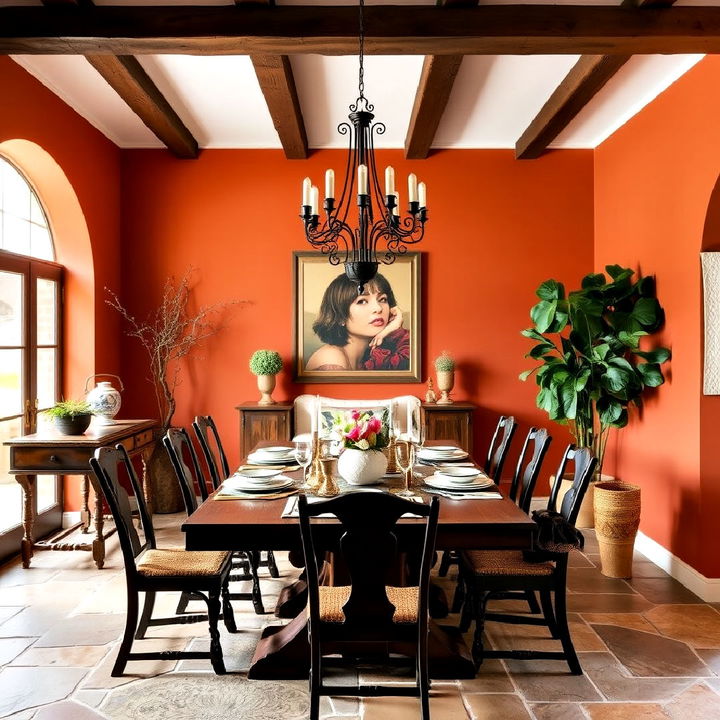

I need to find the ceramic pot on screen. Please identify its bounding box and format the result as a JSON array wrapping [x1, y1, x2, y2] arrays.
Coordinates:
[[436, 370, 454, 405], [85, 374, 123, 425], [594, 481, 641, 579], [54, 414, 92, 435], [257, 374, 277, 405], [337, 448, 388, 485]]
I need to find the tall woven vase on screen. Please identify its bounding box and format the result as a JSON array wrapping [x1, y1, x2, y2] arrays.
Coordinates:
[[593, 481, 641, 579]]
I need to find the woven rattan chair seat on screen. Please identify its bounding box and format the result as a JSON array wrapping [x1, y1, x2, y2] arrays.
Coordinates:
[[138, 549, 229, 578], [318, 585, 419, 623], [462, 550, 554, 577]]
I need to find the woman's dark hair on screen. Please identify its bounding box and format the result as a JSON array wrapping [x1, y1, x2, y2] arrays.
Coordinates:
[[313, 273, 396, 346]]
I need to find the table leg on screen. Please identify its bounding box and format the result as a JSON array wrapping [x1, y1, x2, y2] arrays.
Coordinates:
[[80, 474, 91, 533], [16, 474, 35, 568], [87, 473, 105, 569]]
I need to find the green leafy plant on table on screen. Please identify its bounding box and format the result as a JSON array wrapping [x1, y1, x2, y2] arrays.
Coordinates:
[[43, 399, 93, 419]]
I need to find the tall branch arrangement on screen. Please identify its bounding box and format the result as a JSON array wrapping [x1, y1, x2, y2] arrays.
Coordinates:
[[106, 269, 237, 431]]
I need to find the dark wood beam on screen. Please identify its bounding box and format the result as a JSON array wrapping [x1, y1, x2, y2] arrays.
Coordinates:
[[405, 55, 463, 159], [4, 6, 720, 56], [515, 0, 678, 159], [251, 55, 308, 159], [85, 55, 199, 158]]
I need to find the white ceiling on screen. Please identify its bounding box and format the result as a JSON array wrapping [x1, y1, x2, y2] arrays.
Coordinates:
[[6, 0, 706, 152]]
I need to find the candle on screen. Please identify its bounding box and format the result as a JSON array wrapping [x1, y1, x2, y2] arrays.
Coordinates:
[[406, 402, 412, 442], [310, 186, 319, 215], [316, 395, 322, 437], [418, 181, 427, 208], [358, 164, 368, 195], [385, 166, 395, 196], [302, 177, 311, 206], [392, 191, 400, 216], [408, 173, 418, 203], [325, 169, 335, 200], [311, 396, 318, 434], [389, 399, 395, 437]]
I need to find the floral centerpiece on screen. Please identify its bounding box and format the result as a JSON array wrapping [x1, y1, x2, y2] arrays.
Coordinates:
[[335, 409, 390, 485]]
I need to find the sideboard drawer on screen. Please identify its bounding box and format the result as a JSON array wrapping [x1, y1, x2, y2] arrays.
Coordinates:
[[134, 429, 155, 448], [10, 446, 94, 473]]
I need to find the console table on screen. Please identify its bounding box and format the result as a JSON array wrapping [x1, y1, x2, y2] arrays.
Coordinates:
[[4, 419, 156, 569], [236, 402, 293, 459], [421, 402, 476, 453]]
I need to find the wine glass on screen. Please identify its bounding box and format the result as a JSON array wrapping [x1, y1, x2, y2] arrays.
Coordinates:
[[294, 440, 313, 488], [395, 440, 416, 497]]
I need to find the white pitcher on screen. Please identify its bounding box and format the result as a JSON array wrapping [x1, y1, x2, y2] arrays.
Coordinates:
[[85, 374, 124, 425]]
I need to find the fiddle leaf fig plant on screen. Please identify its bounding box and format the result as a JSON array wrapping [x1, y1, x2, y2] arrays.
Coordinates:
[[521, 265, 671, 475]]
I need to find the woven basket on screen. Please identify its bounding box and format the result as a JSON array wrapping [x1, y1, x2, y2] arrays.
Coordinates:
[[593, 481, 641, 579]]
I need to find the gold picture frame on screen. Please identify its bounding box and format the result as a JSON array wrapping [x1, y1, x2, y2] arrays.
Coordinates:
[[293, 251, 422, 383]]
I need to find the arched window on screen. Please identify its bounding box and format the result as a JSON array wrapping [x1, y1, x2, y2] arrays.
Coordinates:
[[0, 156, 63, 560]]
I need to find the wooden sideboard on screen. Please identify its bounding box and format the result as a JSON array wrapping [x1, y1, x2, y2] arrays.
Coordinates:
[[421, 402, 476, 454], [236, 402, 293, 459]]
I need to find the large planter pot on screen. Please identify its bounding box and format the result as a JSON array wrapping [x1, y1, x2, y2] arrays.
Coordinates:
[[257, 374, 277, 405], [594, 481, 641, 579], [337, 448, 388, 486], [436, 370, 455, 405], [147, 439, 184, 514], [54, 414, 92, 435]]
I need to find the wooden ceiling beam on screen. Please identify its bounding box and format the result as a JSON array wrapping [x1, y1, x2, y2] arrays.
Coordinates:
[[85, 55, 199, 158], [515, 0, 677, 159], [4, 6, 720, 56]]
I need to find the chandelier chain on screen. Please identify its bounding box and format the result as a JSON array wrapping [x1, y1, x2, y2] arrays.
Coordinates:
[[358, 0, 365, 103]]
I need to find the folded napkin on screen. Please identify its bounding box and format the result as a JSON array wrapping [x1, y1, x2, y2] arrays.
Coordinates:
[[424, 490, 502, 500], [215, 488, 298, 501], [237, 464, 301, 472], [281, 494, 425, 518]]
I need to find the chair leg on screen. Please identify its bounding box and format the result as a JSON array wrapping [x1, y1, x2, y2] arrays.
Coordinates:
[[135, 590, 156, 640], [525, 589, 541, 614], [309, 636, 321, 720], [206, 589, 226, 675], [540, 590, 558, 638], [417, 629, 431, 720], [266, 550, 279, 578], [176, 590, 191, 614], [451, 573, 465, 614], [112, 588, 139, 677], [459, 579, 474, 633], [221, 582, 237, 633], [248, 551, 265, 614], [554, 585, 581, 674], [438, 550, 452, 577], [471, 590, 491, 670]]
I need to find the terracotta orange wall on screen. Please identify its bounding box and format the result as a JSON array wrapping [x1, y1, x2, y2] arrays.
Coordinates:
[[1, 57, 123, 509], [118, 148, 594, 478], [595, 55, 720, 577]]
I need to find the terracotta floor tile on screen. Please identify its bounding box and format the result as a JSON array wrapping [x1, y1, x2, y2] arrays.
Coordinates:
[[72, 689, 107, 709], [459, 658, 514, 693], [531, 703, 588, 720], [644, 605, 720, 648], [464, 692, 532, 719], [663, 682, 720, 719], [35, 613, 125, 647], [0, 665, 87, 717], [631, 562, 671, 579], [0, 637, 35, 665], [591, 624, 711, 677], [33, 699, 108, 719], [485, 618, 606, 653], [11, 644, 110, 668], [504, 658, 602, 702], [567, 593, 655, 614], [627, 578, 704, 604], [579, 613, 658, 634], [567, 568, 634, 594], [363, 689, 468, 719], [696, 649, 720, 675], [582, 702, 670, 719]]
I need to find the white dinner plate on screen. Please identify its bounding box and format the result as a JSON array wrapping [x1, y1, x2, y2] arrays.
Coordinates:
[[237, 468, 282, 480], [417, 448, 469, 461], [433, 467, 482, 483], [223, 476, 295, 492], [424, 475, 496, 491], [262, 446, 294, 454], [247, 451, 295, 465]]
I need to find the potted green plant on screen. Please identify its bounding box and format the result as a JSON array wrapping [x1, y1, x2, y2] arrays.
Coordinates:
[[44, 400, 94, 435], [521, 265, 671, 576], [249, 350, 283, 405], [434, 351, 456, 405]]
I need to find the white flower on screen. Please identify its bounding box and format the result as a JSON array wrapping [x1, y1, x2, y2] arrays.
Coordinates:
[[355, 439, 370, 450]]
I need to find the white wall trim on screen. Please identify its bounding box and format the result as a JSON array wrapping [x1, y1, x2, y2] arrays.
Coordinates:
[[635, 531, 720, 602], [62, 511, 80, 529]]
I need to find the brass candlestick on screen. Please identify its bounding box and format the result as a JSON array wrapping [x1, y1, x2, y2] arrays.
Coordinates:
[[386, 437, 398, 473], [304, 431, 324, 494], [316, 457, 339, 497]]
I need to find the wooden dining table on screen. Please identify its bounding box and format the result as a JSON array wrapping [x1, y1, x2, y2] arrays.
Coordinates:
[[182, 442, 536, 679]]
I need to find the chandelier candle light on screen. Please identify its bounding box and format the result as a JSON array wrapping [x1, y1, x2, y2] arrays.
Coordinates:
[[299, 0, 428, 294]]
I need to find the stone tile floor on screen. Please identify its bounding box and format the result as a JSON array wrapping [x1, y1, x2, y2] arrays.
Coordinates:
[[1, 513, 720, 719]]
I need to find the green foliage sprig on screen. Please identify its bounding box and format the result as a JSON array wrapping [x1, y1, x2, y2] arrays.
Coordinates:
[[521, 265, 671, 475], [43, 400, 93, 419], [434, 352, 455, 372], [249, 350, 283, 376]]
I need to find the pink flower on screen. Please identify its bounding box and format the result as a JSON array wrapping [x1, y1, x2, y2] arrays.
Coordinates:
[[345, 425, 361, 442], [367, 416, 381, 434], [351, 410, 361, 421]]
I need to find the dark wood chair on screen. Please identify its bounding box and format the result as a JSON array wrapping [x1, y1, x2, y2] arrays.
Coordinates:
[[458, 445, 597, 674], [192, 414, 279, 579], [89, 445, 236, 676], [299, 492, 440, 720], [438, 415, 518, 577], [163, 427, 265, 614], [451, 426, 552, 614]]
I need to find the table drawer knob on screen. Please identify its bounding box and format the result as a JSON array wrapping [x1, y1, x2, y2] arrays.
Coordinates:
[[50, 455, 59, 462]]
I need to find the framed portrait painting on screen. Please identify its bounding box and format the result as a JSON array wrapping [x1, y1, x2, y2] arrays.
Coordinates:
[[293, 251, 421, 383]]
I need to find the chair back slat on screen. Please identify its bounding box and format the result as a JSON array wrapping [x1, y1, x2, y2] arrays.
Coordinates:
[[549, 446, 597, 525], [485, 415, 518, 482], [192, 415, 229, 490], [163, 428, 208, 514], [90, 447, 149, 568], [508, 427, 552, 513], [299, 493, 439, 631], [116, 443, 156, 548]]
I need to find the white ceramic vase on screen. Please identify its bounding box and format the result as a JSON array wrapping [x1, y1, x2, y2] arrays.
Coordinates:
[[337, 448, 388, 485], [85, 375, 123, 425]]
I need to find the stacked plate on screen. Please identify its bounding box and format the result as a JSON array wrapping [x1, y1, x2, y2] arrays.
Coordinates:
[[224, 468, 295, 493], [417, 445, 469, 463], [424, 465, 495, 492], [247, 445, 295, 465]]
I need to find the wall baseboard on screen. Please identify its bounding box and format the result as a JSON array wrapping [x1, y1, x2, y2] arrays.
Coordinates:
[[62, 511, 80, 528], [635, 531, 720, 602]]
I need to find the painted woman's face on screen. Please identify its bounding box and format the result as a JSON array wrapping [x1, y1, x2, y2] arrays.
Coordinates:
[[346, 285, 390, 339]]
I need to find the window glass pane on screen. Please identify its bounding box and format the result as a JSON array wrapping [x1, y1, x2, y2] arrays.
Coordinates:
[[30, 195, 47, 228], [2, 163, 31, 222], [0, 349, 22, 418], [0, 417, 22, 532], [36, 278, 57, 345], [31, 225, 53, 262], [0, 271, 23, 346], [37, 348, 56, 411], [36, 475, 57, 513], [3, 212, 31, 256]]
